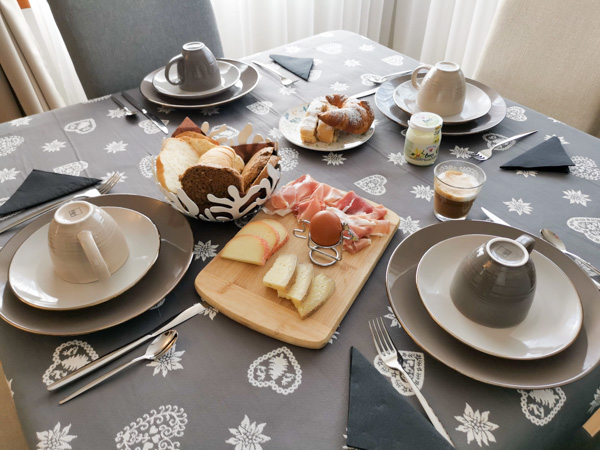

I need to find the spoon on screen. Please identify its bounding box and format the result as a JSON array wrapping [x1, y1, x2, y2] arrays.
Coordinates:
[[541, 228, 600, 288], [59, 330, 178, 404], [110, 95, 137, 118], [365, 69, 412, 84]]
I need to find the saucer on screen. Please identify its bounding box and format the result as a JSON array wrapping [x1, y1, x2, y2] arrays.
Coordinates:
[[279, 103, 375, 151], [393, 80, 492, 124], [9, 207, 161, 311], [152, 61, 241, 99], [416, 234, 583, 360]]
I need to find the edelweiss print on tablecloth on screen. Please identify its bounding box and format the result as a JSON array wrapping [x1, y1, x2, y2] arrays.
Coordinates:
[[157, 106, 173, 114], [278, 86, 296, 96], [506, 106, 527, 121], [588, 387, 600, 413], [570, 156, 600, 181], [330, 82, 349, 92], [316, 42, 342, 54], [147, 344, 185, 377], [247, 346, 302, 395], [382, 55, 404, 66], [567, 217, 600, 243], [139, 119, 168, 135], [194, 240, 218, 261], [517, 388, 566, 426], [226, 414, 271, 449], [0, 168, 20, 183], [455, 403, 499, 447], [64, 118, 96, 134], [355, 175, 386, 195], [139, 155, 154, 178], [411, 185, 434, 202], [482, 133, 515, 151], [115, 405, 187, 449], [107, 108, 127, 119], [385, 306, 401, 328], [42, 340, 98, 386], [105, 141, 128, 154], [373, 351, 424, 396], [54, 161, 88, 176], [563, 190, 591, 206], [450, 146, 473, 159], [267, 128, 283, 141], [42, 139, 66, 153], [200, 106, 220, 116], [329, 329, 340, 344], [247, 101, 272, 116], [10, 117, 31, 127], [0, 135, 24, 156], [504, 198, 533, 215], [399, 216, 421, 234], [516, 170, 537, 177], [388, 152, 407, 166], [323, 152, 346, 165], [278, 147, 299, 171], [103, 171, 127, 183], [37, 422, 77, 450], [345, 59, 361, 67]]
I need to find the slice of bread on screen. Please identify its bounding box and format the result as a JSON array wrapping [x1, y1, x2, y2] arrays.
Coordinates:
[[176, 130, 220, 145], [180, 163, 243, 213], [249, 154, 279, 191], [156, 138, 202, 193], [241, 147, 274, 192]]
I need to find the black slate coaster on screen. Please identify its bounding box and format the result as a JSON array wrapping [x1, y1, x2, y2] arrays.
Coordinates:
[[269, 54, 313, 80], [0, 170, 100, 215], [347, 347, 453, 450], [500, 136, 574, 172]]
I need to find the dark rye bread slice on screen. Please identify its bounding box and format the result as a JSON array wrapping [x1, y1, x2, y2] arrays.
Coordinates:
[[241, 147, 274, 192], [250, 155, 280, 191], [180, 163, 243, 213]]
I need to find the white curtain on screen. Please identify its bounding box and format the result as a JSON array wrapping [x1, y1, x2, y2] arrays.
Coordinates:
[[211, 0, 500, 77], [0, 0, 86, 123]]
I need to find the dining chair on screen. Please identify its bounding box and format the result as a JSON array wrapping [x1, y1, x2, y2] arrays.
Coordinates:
[[47, 0, 224, 99], [472, 0, 600, 138]]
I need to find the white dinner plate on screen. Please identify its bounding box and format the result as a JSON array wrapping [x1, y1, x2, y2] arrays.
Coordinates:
[[279, 103, 375, 151], [152, 61, 241, 99], [9, 207, 160, 311], [415, 235, 583, 360], [393, 80, 492, 124]]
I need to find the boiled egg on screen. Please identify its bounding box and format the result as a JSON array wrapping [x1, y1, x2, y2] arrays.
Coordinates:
[[310, 210, 342, 246]]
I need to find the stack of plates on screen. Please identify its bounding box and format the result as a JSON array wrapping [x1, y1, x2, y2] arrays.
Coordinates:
[[376, 75, 507, 136], [140, 58, 260, 109], [0, 195, 194, 335], [385, 220, 600, 389]]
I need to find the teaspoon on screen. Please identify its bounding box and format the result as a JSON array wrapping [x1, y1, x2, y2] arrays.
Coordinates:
[[110, 95, 137, 118], [59, 330, 178, 404], [365, 70, 412, 84]]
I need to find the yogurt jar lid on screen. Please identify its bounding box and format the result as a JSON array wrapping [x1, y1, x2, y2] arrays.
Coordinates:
[[408, 112, 443, 132]]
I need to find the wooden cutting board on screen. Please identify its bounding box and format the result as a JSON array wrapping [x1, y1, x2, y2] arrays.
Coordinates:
[[195, 207, 400, 349]]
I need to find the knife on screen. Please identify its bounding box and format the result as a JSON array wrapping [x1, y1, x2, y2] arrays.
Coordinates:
[[481, 207, 511, 226], [47, 303, 206, 390], [121, 92, 169, 134]]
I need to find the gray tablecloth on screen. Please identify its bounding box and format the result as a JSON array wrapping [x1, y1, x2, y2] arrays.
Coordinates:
[[0, 31, 598, 449]]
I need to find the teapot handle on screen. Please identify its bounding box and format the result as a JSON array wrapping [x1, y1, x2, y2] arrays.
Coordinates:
[[516, 234, 535, 254]]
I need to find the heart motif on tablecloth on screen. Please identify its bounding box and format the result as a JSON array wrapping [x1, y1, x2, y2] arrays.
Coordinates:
[[247, 346, 302, 395], [278, 147, 299, 172], [53, 161, 88, 176], [374, 351, 424, 396], [570, 156, 600, 181], [42, 340, 98, 386], [482, 132, 516, 151], [518, 388, 566, 426], [316, 43, 342, 54], [0, 136, 24, 157], [64, 118, 96, 134], [246, 101, 273, 116], [567, 217, 600, 243], [115, 405, 187, 449], [138, 155, 154, 178], [139, 119, 168, 135], [506, 106, 528, 121], [382, 55, 404, 66], [308, 70, 322, 81], [355, 175, 387, 195]]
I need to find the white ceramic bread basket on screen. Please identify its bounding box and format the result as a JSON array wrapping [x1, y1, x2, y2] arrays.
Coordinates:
[[153, 121, 281, 222]]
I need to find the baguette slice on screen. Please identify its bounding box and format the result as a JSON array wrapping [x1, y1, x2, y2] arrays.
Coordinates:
[[278, 263, 313, 303], [262, 253, 297, 291], [294, 273, 335, 319], [221, 235, 270, 266]]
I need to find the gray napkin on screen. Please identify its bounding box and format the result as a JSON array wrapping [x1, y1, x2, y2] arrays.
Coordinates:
[[500, 136, 574, 173], [347, 347, 453, 449], [269, 54, 313, 81]]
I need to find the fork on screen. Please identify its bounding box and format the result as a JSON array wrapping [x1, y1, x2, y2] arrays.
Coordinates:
[[0, 172, 121, 233], [253, 61, 297, 86], [472, 130, 537, 161], [369, 317, 455, 447]]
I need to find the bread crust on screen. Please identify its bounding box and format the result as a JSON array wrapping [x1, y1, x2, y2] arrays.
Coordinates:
[[180, 163, 243, 213], [241, 147, 274, 192], [318, 94, 374, 134]]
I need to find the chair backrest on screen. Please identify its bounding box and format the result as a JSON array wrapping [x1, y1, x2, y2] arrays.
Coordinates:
[[473, 0, 600, 138], [48, 0, 223, 99]]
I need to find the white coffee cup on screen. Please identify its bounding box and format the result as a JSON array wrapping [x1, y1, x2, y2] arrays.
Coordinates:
[[48, 201, 129, 283], [165, 42, 221, 92], [411, 61, 466, 117]]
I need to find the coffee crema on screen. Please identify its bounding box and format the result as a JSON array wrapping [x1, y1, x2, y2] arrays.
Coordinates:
[[434, 170, 480, 220]]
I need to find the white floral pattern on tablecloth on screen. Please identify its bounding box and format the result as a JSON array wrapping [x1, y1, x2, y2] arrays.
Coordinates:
[[516, 170, 537, 177], [278, 147, 299, 171], [344, 59, 361, 67], [54, 161, 88, 176], [399, 216, 421, 234], [10, 117, 31, 127], [387, 152, 406, 166], [506, 106, 527, 121], [248, 346, 302, 395], [316, 43, 342, 54], [588, 387, 600, 413], [102, 171, 127, 183], [107, 108, 127, 119], [157, 106, 173, 114], [410, 185, 434, 202], [329, 330, 340, 344], [385, 306, 401, 328], [115, 405, 187, 449], [139, 119, 168, 135], [194, 240, 218, 261], [567, 217, 600, 243], [570, 156, 600, 181], [0, 168, 19, 183], [247, 101, 273, 116], [450, 146, 473, 159], [0, 135, 24, 156], [267, 128, 283, 141], [139, 155, 154, 178], [518, 388, 566, 426], [37, 422, 77, 450], [355, 175, 386, 195], [482, 133, 515, 151], [455, 403, 499, 447], [105, 141, 128, 154], [42, 140, 66, 153], [330, 82, 349, 92], [278, 86, 296, 96], [147, 344, 185, 377], [226, 415, 271, 450], [323, 152, 346, 166], [201, 106, 220, 116], [373, 351, 424, 396], [359, 44, 374, 52], [42, 340, 98, 386], [504, 198, 533, 215], [563, 190, 591, 206], [64, 119, 96, 134]]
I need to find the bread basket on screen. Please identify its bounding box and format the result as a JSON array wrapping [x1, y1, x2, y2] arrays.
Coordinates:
[[153, 120, 280, 222]]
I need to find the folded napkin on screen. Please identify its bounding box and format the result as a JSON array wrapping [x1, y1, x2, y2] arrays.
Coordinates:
[[269, 54, 313, 81], [500, 136, 574, 173], [0, 170, 101, 216], [347, 347, 453, 450], [0, 362, 29, 450]]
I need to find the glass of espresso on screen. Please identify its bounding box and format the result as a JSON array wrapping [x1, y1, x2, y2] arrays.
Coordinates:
[[433, 160, 486, 221]]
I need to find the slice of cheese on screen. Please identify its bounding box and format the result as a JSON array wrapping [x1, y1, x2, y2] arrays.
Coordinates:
[[221, 235, 270, 266], [259, 219, 289, 252], [278, 263, 313, 303], [262, 254, 297, 291], [294, 273, 335, 319], [237, 221, 279, 257]]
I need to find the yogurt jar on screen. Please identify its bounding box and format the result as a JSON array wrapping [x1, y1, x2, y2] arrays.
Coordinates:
[[404, 112, 443, 166]]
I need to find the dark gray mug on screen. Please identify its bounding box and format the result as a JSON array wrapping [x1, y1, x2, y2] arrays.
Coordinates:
[[449, 234, 537, 328], [165, 42, 221, 92]]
